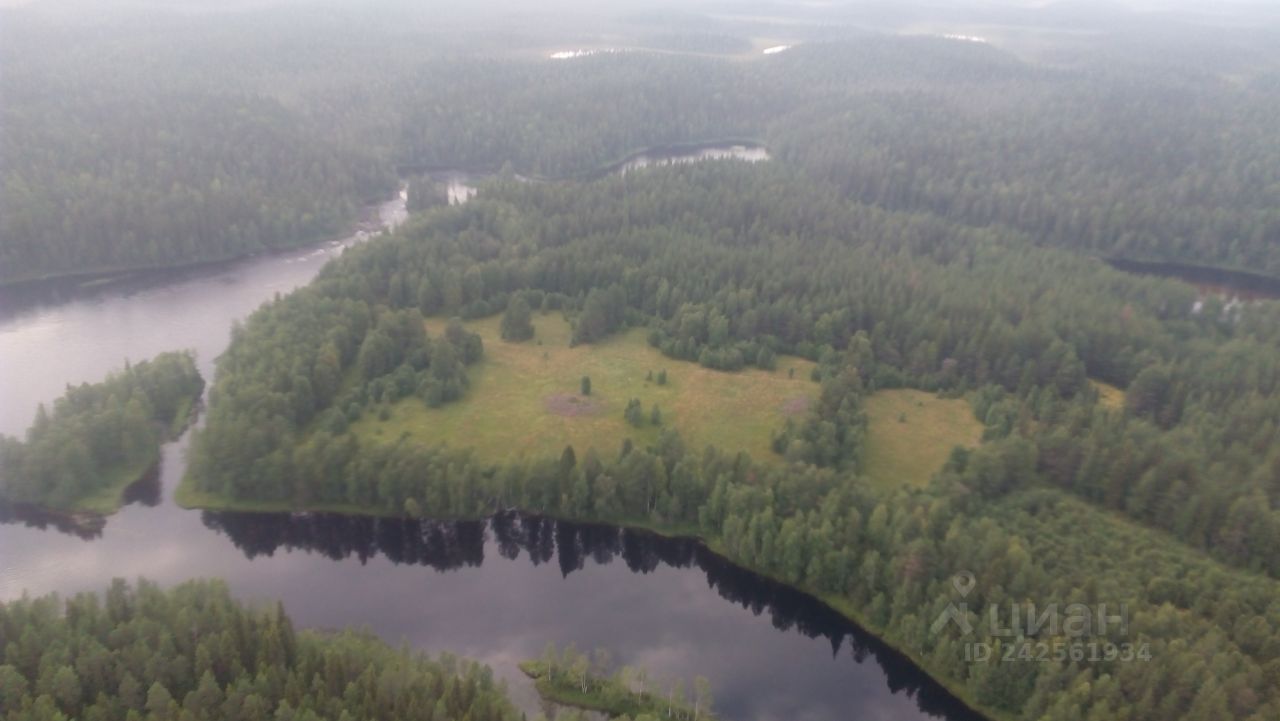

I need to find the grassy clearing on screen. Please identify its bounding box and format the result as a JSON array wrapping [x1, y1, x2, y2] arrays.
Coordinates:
[[861, 389, 982, 490], [351, 314, 817, 464], [1090, 378, 1126, 411]]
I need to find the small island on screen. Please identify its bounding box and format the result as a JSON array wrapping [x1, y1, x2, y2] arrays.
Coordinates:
[[522, 643, 717, 721], [0, 350, 203, 515]]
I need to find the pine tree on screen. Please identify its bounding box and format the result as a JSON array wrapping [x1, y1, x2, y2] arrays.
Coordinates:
[[624, 399, 645, 427], [500, 297, 535, 341]]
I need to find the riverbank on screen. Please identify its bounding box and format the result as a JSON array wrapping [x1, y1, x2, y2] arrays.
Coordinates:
[[43, 394, 197, 516], [3, 358, 202, 522], [65, 454, 160, 516], [1104, 255, 1280, 300], [585, 138, 769, 179], [0, 187, 402, 296], [5, 440, 157, 521], [5, 139, 768, 297], [520, 657, 715, 720], [394, 137, 769, 182], [175, 481, 1001, 721]]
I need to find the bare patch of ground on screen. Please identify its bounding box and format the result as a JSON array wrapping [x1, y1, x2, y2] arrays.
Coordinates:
[[366, 314, 818, 463], [544, 393, 603, 417], [781, 397, 811, 415]]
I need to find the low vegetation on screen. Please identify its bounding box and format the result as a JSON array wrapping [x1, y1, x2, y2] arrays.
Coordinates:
[[1089, 378, 1126, 411], [861, 389, 982, 490], [522, 644, 716, 721], [352, 315, 815, 463]]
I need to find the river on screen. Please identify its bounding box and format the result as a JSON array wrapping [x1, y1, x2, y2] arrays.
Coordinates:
[[1105, 257, 1280, 303], [0, 153, 980, 721]]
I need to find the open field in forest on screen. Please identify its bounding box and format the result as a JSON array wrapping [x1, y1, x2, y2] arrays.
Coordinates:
[[862, 389, 983, 490], [1090, 378, 1127, 411], [351, 314, 818, 463]]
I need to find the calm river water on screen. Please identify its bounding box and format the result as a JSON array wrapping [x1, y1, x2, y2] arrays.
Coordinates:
[[0, 156, 981, 721]]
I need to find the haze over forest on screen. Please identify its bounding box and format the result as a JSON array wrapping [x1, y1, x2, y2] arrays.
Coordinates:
[[2, 2, 1280, 721]]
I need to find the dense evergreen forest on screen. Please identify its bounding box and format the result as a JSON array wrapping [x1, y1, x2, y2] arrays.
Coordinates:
[[3, 3, 1279, 281], [0, 578, 521, 721], [0, 577, 706, 721], [10, 2, 1280, 720], [0, 352, 203, 513], [189, 164, 1280, 720], [0, 9, 397, 283]]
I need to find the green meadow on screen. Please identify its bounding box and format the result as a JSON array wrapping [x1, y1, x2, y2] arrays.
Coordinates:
[[1089, 378, 1127, 411], [351, 314, 984, 483], [187, 314, 985, 509], [352, 314, 819, 464], [861, 388, 983, 490]]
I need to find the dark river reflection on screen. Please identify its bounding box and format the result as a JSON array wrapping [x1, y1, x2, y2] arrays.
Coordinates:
[[0, 434, 982, 721], [202, 507, 981, 720], [1106, 256, 1280, 302], [0, 161, 981, 720]]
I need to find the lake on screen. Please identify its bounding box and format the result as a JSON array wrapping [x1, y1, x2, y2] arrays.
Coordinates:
[[0, 149, 979, 721]]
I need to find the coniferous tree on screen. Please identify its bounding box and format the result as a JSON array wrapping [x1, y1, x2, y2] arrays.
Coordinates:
[[501, 297, 535, 342]]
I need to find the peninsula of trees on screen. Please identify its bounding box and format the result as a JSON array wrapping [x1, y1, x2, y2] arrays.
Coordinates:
[[0, 351, 203, 514]]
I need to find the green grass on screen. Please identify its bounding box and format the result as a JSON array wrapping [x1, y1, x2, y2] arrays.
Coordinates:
[[861, 389, 983, 490], [1090, 378, 1126, 411], [352, 314, 817, 464]]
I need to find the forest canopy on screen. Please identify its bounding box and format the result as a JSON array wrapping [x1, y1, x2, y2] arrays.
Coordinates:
[[0, 351, 203, 513], [0, 578, 520, 721], [8, 4, 1280, 721], [2, 4, 1278, 281], [187, 163, 1280, 720]]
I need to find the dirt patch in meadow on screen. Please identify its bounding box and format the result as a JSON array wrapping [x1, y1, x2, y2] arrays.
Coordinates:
[[780, 396, 811, 415], [544, 393, 603, 417]]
